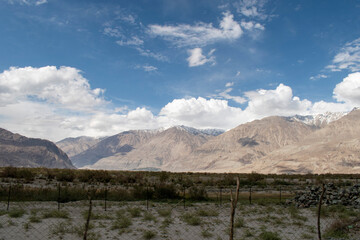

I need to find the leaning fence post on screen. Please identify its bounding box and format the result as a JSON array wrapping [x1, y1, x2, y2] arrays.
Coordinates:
[[279, 186, 282, 203], [249, 186, 252, 205], [83, 193, 93, 240], [220, 187, 222, 207], [317, 183, 326, 240], [57, 183, 61, 211], [146, 185, 149, 210], [229, 177, 240, 240], [183, 186, 186, 209], [104, 187, 107, 211], [7, 183, 11, 211]]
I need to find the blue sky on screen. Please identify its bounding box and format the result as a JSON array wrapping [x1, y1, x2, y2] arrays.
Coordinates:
[[0, 0, 360, 141]]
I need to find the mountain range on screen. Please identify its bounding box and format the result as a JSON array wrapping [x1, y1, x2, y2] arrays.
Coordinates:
[[54, 109, 359, 174], [1, 110, 359, 174]]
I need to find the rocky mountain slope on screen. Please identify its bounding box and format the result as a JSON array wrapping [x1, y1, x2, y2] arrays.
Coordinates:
[[251, 108, 360, 174], [56, 136, 103, 158], [166, 116, 316, 172], [85, 126, 213, 170], [70, 130, 159, 168], [0, 128, 74, 168]]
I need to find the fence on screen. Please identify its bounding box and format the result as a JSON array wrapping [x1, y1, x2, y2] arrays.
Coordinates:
[[0, 183, 360, 240]]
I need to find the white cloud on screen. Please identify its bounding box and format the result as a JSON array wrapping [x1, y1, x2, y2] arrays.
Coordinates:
[[244, 84, 312, 117], [143, 65, 158, 72], [236, 71, 241, 77], [225, 82, 234, 87], [158, 97, 247, 129], [135, 47, 169, 62], [148, 12, 242, 47], [309, 74, 328, 81], [234, 0, 268, 20], [0, 66, 106, 112], [116, 36, 144, 46], [333, 72, 360, 105], [218, 88, 247, 104], [326, 38, 360, 72], [240, 21, 265, 31], [187, 48, 216, 67], [103, 27, 123, 38], [7, 0, 47, 5]]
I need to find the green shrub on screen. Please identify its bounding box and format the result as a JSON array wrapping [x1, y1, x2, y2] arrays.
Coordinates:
[[201, 229, 213, 238], [42, 210, 69, 219], [127, 207, 142, 218], [153, 184, 179, 199], [258, 231, 281, 240], [157, 208, 172, 217], [8, 209, 26, 218], [188, 185, 208, 200], [143, 230, 156, 239], [111, 217, 132, 229], [196, 208, 218, 217], [182, 213, 201, 226]]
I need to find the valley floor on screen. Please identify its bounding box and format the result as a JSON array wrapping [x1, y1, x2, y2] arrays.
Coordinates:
[[0, 200, 359, 240]]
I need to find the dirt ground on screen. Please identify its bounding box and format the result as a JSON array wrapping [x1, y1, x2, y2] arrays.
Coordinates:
[[1, 200, 359, 240]]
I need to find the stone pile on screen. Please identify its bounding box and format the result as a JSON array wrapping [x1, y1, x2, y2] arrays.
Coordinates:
[[291, 183, 360, 208]]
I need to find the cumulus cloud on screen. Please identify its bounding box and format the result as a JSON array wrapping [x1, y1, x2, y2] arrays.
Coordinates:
[[187, 48, 216, 67], [0, 66, 106, 112], [148, 12, 242, 47], [333, 72, 360, 105], [326, 38, 360, 72], [158, 97, 247, 129], [244, 84, 312, 117]]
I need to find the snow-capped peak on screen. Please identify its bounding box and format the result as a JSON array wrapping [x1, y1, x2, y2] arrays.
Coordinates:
[[290, 111, 347, 127]]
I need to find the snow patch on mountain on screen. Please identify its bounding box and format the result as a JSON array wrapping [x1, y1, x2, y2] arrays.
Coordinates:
[[289, 111, 348, 127]]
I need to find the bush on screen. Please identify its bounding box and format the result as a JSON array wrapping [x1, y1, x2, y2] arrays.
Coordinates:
[[143, 230, 156, 239], [153, 184, 179, 199], [188, 185, 207, 200], [258, 231, 281, 240], [56, 169, 75, 182], [182, 213, 201, 226]]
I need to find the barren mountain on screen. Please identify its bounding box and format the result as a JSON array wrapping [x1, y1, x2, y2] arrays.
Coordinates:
[[251, 108, 360, 174], [56, 136, 103, 158], [70, 130, 159, 168], [83, 126, 214, 170], [166, 116, 316, 172], [0, 128, 74, 168]]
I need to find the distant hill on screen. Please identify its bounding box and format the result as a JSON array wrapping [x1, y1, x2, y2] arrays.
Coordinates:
[[56, 136, 103, 158], [86, 126, 214, 170], [0, 128, 74, 169]]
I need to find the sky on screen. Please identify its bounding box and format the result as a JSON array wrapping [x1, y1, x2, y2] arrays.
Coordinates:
[[0, 0, 360, 141]]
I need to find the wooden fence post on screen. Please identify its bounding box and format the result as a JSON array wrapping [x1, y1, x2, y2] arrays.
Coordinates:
[[229, 177, 240, 240], [83, 193, 93, 240], [7, 183, 11, 211], [317, 183, 326, 240]]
